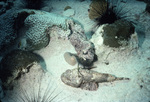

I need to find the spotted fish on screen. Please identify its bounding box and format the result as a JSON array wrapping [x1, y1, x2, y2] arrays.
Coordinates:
[[61, 68, 130, 91]]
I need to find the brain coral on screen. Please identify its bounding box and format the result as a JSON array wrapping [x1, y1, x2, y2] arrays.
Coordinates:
[[0, 9, 36, 55], [19, 12, 71, 51]]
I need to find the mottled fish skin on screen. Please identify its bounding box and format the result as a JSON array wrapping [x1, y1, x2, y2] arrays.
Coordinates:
[[61, 68, 130, 89], [61, 69, 83, 88]]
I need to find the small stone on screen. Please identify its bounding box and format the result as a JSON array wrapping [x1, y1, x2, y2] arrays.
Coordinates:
[[104, 60, 109, 65], [64, 52, 77, 66], [64, 6, 72, 11], [63, 9, 75, 17]]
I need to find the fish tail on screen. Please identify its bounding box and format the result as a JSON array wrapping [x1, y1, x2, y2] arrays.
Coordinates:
[[116, 77, 130, 80]]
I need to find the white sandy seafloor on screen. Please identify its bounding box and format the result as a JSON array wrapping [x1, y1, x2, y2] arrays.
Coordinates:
[[1, 0, 150, 102]]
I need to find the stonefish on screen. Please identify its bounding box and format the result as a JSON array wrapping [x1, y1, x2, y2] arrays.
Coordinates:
[[61, 68, 130, 91]]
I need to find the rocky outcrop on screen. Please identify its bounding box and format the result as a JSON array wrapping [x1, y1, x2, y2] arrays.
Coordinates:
[[0, 49, 41, 89], [102, 20, 135, 47]]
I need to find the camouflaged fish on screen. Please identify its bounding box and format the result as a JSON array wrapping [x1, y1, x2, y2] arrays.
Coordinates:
[[61, 68, 130, 91]]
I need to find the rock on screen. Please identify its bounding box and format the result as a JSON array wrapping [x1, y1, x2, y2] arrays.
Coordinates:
[[61, 68, 130, 91], [102, 20, 135, 47], [90, 25, 104, 50], [64, 52, 77, 66], [64, 6, 72, 11], [0, 49, 41, 89], [1, 63, 57, 102], [63, 9, 75, 17]]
